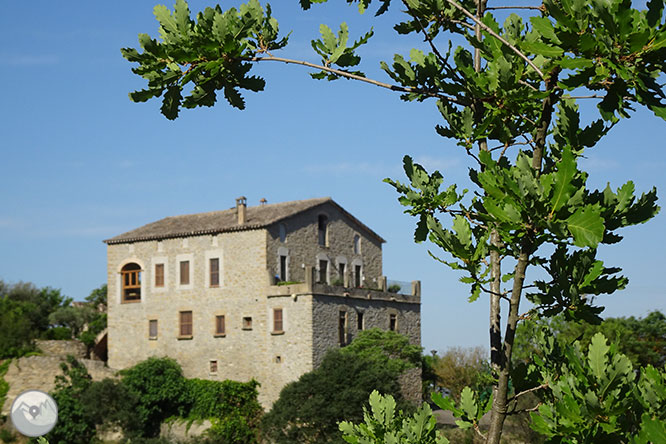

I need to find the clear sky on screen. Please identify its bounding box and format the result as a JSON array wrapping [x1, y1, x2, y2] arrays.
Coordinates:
[[1, 1, 664, 353]]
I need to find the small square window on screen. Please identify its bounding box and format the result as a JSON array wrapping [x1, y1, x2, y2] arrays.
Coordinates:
[[209, 360, 218, 374], [242, 317, 253, 330], [149, 319, 158, 339], [215, 315, 225, 336], [275, 355, 282, 364]]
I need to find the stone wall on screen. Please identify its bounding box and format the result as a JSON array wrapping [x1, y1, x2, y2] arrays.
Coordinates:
[[35, 340, 86, 358], [1, 355, 116, 416], [265, 202, 383, 286]]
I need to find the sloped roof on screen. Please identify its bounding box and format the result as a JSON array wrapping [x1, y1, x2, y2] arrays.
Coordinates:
[[104, 197, 385, 244]]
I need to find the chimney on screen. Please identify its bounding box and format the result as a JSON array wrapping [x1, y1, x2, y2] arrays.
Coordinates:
[[236, 196, 247, 225], [259, 198, 267, 206]]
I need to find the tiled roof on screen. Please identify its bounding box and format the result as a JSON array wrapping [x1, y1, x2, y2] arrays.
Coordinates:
[[104, 197, 384, 244]]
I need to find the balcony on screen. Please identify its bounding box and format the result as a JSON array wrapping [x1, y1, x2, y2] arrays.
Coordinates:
[[267, 266, 420, 304]]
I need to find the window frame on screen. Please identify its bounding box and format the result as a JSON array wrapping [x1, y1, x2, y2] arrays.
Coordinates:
[[120, 263, 142, 303], [214, 314, 226, 337], [272, 308, 284, 334], [242, 316, 253, 330], [209, 257, 220, 288], [154, 263, 165, 288], [148, 319, 158, 340], [318, 214, 329, 246], [179, 310, 193, 339]]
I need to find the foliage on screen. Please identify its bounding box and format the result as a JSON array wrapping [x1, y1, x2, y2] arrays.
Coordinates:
[[339, 390, 449, 444], [0, 281, 70, 358], [79, 378, 141, 435], [431, 347, 493, 402], [527, 332, 666, 443], [46, 356, 96, 444], [120, 357, 189, 437], [515, 310, 666, 369], [0, 359, 11, 411], [123, 0, 666, 442], [387, 284, 402, 293], [183, 378, 262, 444], [262, 348, 406, 444], [341, 328, 422, 375]]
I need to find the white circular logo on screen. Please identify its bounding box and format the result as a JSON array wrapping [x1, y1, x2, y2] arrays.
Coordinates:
[[10, 390, 58, 437]]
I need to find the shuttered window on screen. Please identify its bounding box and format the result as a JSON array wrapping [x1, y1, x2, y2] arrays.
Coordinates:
[[179, 311, 193, 337]]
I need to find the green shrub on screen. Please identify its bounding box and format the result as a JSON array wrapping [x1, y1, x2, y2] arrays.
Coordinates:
[[80, 378, 140, 435], [120, 357, 189, 437], [262, 349, 406, 444], [43, 327, 72, 340], [46, 356, 96, 444], [387, 284, 402, 293], [0, 427, 16, 443]]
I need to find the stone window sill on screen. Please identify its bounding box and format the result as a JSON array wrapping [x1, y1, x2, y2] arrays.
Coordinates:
[[214, 333, 226, 338], [271, 331, 285, 336], [177, 335, 193, 340]]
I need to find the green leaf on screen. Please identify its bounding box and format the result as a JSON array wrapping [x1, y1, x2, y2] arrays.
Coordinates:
[[320, 24, 337, 52], [459, 387, 477, 419], [567, 206, 604, 248], [530, 16, 560, 43], [550, 147, 577, 212], [588, 332, 610, 382]]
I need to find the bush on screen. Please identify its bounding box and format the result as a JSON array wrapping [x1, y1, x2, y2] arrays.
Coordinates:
[[183, 378, 262, 444], [43, 327, 72, 340], [80, 378, 140, 435], [262, 349, 406, 444], [120, 357, 189, 437], [46, 356, 96, 444]]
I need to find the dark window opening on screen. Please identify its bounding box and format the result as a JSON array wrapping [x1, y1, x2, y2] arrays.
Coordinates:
[[338, 263, 345, 283], [279, 255, 287, 281], [354, 265, 362, 288], [339, 311, 348, 346], [319, 260, 328, 284], [318, 215, 328, 246], [389, 314, 397, 332], [357, 312, 364, 331], [242, 317, 253, 330], [210, 360, 218, 373]]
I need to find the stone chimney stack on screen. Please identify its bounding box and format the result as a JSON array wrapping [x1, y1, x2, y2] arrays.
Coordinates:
[[236, 196, 247, 225]]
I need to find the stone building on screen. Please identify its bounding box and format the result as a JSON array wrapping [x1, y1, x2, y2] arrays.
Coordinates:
[[104, 197, 421, 407]]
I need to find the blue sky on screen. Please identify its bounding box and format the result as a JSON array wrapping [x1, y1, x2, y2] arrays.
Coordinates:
[[1, 1, 664, 353]]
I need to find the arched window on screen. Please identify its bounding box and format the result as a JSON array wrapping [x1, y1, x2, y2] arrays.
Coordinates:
[[121, 263, 141, 303], [353, 234, 361, 254], [318, 215, 328, 246]]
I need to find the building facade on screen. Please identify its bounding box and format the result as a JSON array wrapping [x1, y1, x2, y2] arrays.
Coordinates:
[[104, 197, 421, 407]]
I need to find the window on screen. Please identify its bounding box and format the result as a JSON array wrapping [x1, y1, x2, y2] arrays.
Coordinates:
[[273, 308, 283, 333], [279, 223, 287, 242], [154, 263, 164, 288], [354, 265, 362, 288], [319, 260, 328, 284], [209, 360, 218, 374], [149, 320, 158, 339], [357, 312, 364, 331], [210, 258, 220, 287], [215, 315, 225, 336], [339, 311, 348, 346], [242, 317, 253, 330], [279, 255, 287, 281], [353, 235, 361, 254], [389, 314, 397, 332], [180, 260, 190, 286], [275, 355, 282, 363], [338, 263, 345, 282], [121, 263, 141, 302], [179, 311, 193, 337], [318, 215, 328, 246]]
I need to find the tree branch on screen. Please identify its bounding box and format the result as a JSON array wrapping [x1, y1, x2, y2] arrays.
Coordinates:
[[509, 383, 548, 403], [487, 5, 545, 11], [444, 0, 546, 79], [245, 55, 467, 105]]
